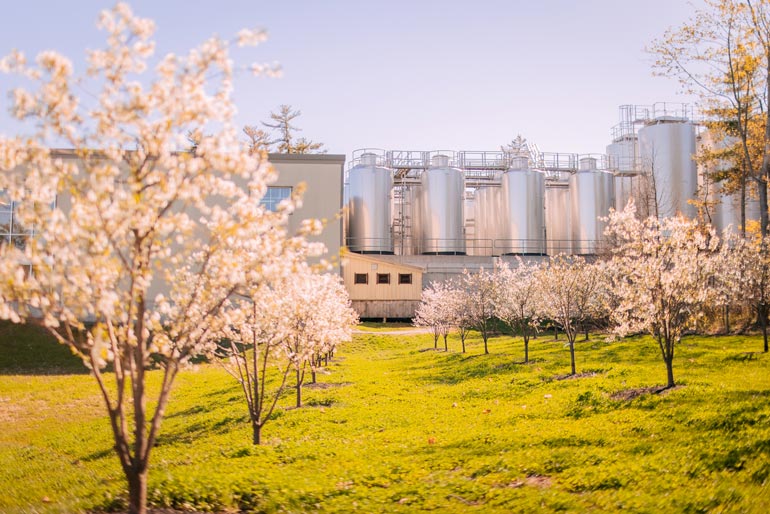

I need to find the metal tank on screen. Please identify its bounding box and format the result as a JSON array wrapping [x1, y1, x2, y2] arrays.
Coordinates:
[[545, 179, 570, 255], [474, 186, 502, 256], [607, 136, 640, 212], [346, 152, 393, 253], [638, 118, 698, 219], [500, 157, 545, 254], [420, 154, 465, 254], [570, 157, 616, 255], [464, 193, 477, 255]]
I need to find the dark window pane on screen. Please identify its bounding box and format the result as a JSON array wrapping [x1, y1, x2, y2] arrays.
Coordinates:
[[354, 273, 368, 284], [398, 273, 412, 285], [376, 273, 390, 284]]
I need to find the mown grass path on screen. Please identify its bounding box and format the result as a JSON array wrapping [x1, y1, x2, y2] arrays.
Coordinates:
[[1, 325, 770, 512]]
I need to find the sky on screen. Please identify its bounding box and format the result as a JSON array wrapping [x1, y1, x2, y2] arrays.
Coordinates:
[[0, 0, 703, 159]]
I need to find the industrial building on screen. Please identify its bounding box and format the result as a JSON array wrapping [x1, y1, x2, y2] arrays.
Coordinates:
[[341, 102, 766, 319]]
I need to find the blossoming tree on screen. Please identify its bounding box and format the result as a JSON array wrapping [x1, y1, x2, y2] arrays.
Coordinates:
[[414, 281, 454, 351], [605, 203, 719, 387], [0, 4, 288, 513], [493, 258, 541, 363]]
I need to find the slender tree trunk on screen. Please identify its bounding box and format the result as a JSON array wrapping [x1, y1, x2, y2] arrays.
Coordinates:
[[443, 333, 448, 352], [584, 324, 589, 341], [665, 357, 675, 388], [483, 334, 489, 355], [461, 333, 466, 354], [252, 422, 261, 445], [569, 337, 576, 375], [127, 469, 148, 514], [311, 369, 316, 384], [553, 326, 558, 340], [724, 305, 731, 334], [760, 304, 769, 353], [524, 338, 529, 364], [296, 369, 302, 408], [433, 333, 438, 350]]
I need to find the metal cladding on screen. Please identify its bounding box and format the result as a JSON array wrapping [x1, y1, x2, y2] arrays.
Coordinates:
[[473, 186, 503, 256], [638, 119, 698, 219], [500, 157, 545, 254], [545, 180, 570, 255], [420, 154, 466, 254], [607, 137, 639, 212], [569, 157, 616, 255], [347, 153, 394, 253]]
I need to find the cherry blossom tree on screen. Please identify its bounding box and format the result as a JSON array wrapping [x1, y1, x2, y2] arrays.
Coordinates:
[[719, 233, 770, 351], [0, 4, 286, 513], [493, 258, 541, 363], [446, 281, 473, 353], [414, 281, 454, 350], [605, 202, 719, 387], [537, 256, 602, 376], [461, 267, 497, 354]]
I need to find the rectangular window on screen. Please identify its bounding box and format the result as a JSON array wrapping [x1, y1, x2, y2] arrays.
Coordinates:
[[260, 186, 292, 212], [354, 273, 368, 285], [376, 273, 390, 285], [398, 273, 412, 285]]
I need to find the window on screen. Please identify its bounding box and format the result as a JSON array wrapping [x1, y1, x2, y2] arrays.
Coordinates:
[[0, 192, 37, 251], [260, 186, 292, 212], [354, 273, 368, 284], [398, 273, 412, 285], [376, 273, 390, 285]]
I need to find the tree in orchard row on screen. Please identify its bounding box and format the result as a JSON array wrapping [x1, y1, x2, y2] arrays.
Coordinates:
[[605, 202, 720, 388], [493, 258, 541, 364], [0, 4, 295, 514], [215, 261, 357, 444]]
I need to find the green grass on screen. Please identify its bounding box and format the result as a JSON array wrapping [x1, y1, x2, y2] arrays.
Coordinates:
[[2, 323, 770, 513]]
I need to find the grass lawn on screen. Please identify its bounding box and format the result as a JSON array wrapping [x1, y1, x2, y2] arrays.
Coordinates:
[[1, 322, 770, 513]]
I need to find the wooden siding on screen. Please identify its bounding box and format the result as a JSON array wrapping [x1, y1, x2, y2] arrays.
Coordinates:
[[342, 253, 423, 301], [351, 300, 421, 319]]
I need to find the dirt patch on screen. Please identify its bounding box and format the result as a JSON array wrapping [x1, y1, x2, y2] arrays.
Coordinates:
[[508, 474, 553, 489], [552, 371, 600, 381], [305, 381, 351, 390], [611, 385, 683, 401]]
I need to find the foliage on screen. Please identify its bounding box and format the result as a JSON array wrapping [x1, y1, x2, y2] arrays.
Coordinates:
[[258, 104, 325, 154], [0, 4, 298, 513], [2, 329, 770, 513]]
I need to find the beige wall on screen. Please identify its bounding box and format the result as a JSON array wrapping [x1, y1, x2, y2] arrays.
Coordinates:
[[269, 154, 344, 267], [342, 253, 423, 301]]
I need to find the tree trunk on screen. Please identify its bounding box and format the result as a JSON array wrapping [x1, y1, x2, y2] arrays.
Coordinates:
[[724, 305, 730, 334], [461, 334, 466, 354], [584, 324, 589, 341], [665, 357, 675, 388], [311, 369, 316, 384], [296, 369, 302, 408], [443, 334, 448, 352], [252, 422, 262, 445], [433, 334, 438, 350], [524, 339, 529, 364], [127, 469, 148, 514], [553, 326, 558, 340], [760, 304, 769, 353], [483, 334, 489, 355], [569, 337, 576, 375]]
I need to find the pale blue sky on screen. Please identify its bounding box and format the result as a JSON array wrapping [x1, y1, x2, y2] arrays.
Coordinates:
[[0, 0, 700, 157]]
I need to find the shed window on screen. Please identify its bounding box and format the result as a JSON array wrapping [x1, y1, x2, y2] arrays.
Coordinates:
[[376, 273, 390, 284], [354, 273, 368, 284], [398, 273, 413, 285]]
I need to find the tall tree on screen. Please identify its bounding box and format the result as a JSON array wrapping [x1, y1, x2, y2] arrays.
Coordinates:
[[0, 4, 287, 513], [461, 267, 497, 355], [260, 104, 325, 154], [649, 0, 768, 237]]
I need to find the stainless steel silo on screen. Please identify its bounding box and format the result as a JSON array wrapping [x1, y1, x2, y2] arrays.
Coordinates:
[[638, 119, 698, 219], [569, 157, 615, 255], [545, 180, 570, 255], [474, 186, 502, 256], [501, 157, 545, 254], [465, 193, 477, 255], [420, 154, 465, 254], [346, 153, 394, 253]]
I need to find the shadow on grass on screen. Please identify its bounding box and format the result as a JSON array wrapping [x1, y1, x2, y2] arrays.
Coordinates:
[[0, 321, 89, 375]]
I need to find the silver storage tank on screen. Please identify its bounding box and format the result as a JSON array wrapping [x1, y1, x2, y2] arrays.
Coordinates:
[[607, 136, 640, 213], [638, 118, 698, 219], [420, 154, 465, 254], [347, 153, 393, 253], [474, 186, 502, 256], [464, 193, 477, 255], [501, 157, 545, 254], [406, 183, 422, 255], [570, 157, 616, 255], [545, 179, 570, 255]]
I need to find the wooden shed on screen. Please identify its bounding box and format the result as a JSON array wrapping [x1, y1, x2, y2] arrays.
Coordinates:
[[341, 252, 424, 320]]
